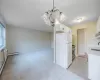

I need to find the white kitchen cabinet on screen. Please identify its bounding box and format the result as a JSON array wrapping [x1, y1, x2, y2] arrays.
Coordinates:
[[56, 24, 65, 32], [56, 24, 71, 33], [88, 50, 100, 80], [97, 16, 100, 33], [95, 17, 100, 39]]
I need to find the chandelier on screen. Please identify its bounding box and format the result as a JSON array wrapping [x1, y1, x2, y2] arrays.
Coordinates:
[[42, 0, 66, 26]]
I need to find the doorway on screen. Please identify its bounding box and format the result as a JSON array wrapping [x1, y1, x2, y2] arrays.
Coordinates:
[[77, 29, 86, 56], [69, 28, 88, 80]]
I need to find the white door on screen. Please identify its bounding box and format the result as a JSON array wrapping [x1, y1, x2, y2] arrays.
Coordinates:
[[77, 29, 86, 56]]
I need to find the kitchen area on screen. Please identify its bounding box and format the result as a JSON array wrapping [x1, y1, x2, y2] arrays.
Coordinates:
[[54, 20, 100, 80], [88, 16, 100, 80]]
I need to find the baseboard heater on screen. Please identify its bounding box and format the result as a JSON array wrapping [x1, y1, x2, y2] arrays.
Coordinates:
[[0, 56, 8, 75], [8, 52, 20, 56], [0, 49, 8, 76]]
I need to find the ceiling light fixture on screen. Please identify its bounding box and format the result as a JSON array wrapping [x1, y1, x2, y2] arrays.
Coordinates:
[[73, 17, 85, 23], [42, 0, 66, 26], [42, 0, 66, 63]]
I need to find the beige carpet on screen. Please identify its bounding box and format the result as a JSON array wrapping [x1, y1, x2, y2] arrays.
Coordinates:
[[69, 57, 90, 80], [0, 51, 84, 80]]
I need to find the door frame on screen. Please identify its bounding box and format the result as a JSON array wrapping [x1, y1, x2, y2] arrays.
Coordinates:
[[77, 28, 86, 56]]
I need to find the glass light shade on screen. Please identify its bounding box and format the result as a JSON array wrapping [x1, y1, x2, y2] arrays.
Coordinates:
[[42, 13, 51, 26], [52, 10, 60, 20], [60, 13, 66, 22], [55, 19, 60, 24], [42, 8, 66, 26]]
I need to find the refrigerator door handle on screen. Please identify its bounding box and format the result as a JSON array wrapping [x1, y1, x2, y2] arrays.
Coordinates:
[[66, 42, 72, 44]]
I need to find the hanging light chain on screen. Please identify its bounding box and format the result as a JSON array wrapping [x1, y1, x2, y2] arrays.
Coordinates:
[[53, 0, 55, 9]]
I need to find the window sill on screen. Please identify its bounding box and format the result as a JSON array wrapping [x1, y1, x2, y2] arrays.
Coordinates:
[[0, 46, 5, 51]]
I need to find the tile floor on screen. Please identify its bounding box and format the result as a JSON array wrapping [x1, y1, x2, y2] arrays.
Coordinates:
[[69, 57, 90, 80], [0, 51, 84, 80]]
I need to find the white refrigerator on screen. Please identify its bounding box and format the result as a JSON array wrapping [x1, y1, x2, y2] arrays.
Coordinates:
[[56, 31, 72, 69]]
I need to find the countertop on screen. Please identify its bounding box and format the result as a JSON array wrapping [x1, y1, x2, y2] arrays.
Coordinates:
[[88, 45, 100, 56], [89, 49, 100, 56]]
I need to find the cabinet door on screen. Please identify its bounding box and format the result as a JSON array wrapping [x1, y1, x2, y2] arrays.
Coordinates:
[[56, 24, 65, 32], [97, 16, 100, 32], [88, 54, 100, 80]]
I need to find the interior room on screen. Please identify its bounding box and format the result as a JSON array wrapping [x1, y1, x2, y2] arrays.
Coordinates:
[[0, 0, 100, 80]]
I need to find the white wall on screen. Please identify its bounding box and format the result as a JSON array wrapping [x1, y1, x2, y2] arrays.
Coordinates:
[[0, 14, 6, 27], [6, 26, 52, 54]]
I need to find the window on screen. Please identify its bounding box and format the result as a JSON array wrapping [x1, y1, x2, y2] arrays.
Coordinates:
[[0, 23, 5, 48]]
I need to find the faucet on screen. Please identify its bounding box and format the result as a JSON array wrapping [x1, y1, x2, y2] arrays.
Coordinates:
[[98, 42, 100, 45]]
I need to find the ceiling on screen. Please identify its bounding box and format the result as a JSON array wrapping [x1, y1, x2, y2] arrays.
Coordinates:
[[0, 0, 100, 32]]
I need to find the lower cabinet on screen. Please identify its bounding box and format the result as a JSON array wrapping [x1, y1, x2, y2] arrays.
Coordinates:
[[88, 53, 100, 80]]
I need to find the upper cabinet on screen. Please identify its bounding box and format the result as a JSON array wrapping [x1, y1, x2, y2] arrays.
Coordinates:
[[95, 17, 100, 38], [56, 24, 71, 33], [96, 16, 100, 32], [56, 24, 65, 32]]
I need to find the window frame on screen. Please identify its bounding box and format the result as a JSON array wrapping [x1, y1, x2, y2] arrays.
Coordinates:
[[0, 22, 5, 48]]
